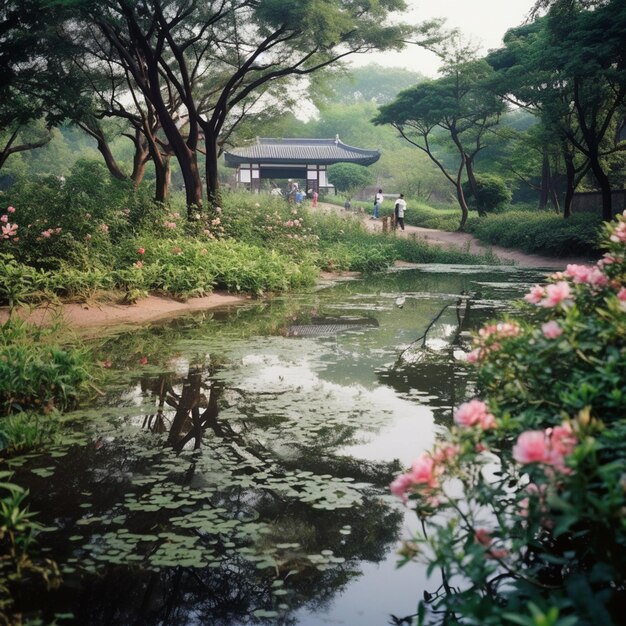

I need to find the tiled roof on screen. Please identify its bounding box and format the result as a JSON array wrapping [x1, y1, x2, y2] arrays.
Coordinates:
[[224, 137, 380, 167]]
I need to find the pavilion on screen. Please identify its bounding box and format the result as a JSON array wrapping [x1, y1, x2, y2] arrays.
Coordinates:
[[224, 136, 380, 193]]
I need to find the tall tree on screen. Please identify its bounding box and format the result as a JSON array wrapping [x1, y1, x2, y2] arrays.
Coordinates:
[[42, 0, 411, 217], [489, 2, 626, 220], [374, 58, 504, 230], [0, 2, 53, 170]]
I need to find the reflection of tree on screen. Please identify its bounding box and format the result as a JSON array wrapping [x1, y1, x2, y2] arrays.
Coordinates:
[[379, 295, 477, 426], [16, 358, 403, 625]]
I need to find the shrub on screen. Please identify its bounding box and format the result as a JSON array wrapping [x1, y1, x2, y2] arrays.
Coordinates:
[[390, 212, 626, 625], [467, 210, 603, 257], [327, 163, 373, 195], [463, 174, 512, 214]]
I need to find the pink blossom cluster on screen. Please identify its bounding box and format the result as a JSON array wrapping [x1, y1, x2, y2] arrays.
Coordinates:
[[478, 321, 521, 340], [390, 443, 461, 503], [466, 321, 521, 363], [541, 320, 562, 339], [454, 399, 496, 430], [513, 422, 577, 474], [524, 281, 574, 308], [41, 227, 62, 238], [565, 264, 608, 288], [99, 223, 110, 234], [164, 221, 177, 229], [1, 206, 18, 241]]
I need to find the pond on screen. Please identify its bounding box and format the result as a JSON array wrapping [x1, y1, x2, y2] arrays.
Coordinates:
[[9, 264, 547, 625]]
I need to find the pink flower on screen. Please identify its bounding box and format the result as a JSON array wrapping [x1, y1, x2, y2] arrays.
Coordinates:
[[524, 285, 545, 304], [565, 264, 590, 283], [137, 247, 145, 255], [465, 348, 482, 364], [513, 431, 549, 464], [0, 215, 8, 223], [390, 473, 413, 502], [164, 221, 177, 229], [1, 223, 18, 239], [478, 322, 520, 339], [617, 288, 626, 301], [433, 444, 460, 464], [409, 453, 438, 488], [171, 246, 182, 255], [454, 399, 496, 430], [542, 321, 563, 339], [41, 229, 52, 238], [134, 261, 144, 269], [7, 206, 15, 214], [541, 282, 571, 308], [138, 356, 148, 365], [513, 424, 577, 472], [598, 254, 621, 267], [546, 422, 577, 461], [99, 223, 109, 234]]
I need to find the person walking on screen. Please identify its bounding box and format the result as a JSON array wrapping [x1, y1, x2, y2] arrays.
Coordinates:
[[373, 188, 383, 219], [394, 194, 407, 231]]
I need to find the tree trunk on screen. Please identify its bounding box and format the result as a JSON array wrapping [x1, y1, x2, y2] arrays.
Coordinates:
[[455, 164, 470, 231], [539, 149, 550, 211], [131, 132, 149, 187], [203, 128, 222, 214], [464, 153, 480, 208], [79, 122, 127, 181], [589, 151, 613, 221], [563, 152, 575, 219], [154, 156, 171, 204]]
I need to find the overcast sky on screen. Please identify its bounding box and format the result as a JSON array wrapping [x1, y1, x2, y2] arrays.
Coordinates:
[[352, 0, 536, 77]]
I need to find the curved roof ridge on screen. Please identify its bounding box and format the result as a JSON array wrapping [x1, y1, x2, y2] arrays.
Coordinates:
[[224, 136, 380, 167]]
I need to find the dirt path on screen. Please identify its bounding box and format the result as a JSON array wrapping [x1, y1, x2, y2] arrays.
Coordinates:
[[0, 293, 248, 336], [316, 202, 595, 269]]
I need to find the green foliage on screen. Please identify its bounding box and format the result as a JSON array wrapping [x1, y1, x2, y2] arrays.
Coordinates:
[[327, 163, 373, 195], [463, 174, 512, 214], [0, 253, 49, 310], [467, 211, 603, 256], [0, 472, 61, 620], [0, 412, 56, 453], [393, 212, 626, 625], [0, 320, 93, 416]]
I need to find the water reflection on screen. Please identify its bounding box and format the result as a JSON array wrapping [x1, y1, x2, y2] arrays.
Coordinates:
[[8, 266, 547, 625]]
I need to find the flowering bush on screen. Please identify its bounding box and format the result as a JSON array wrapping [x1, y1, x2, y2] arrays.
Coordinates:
[[391, 213, 626, 625]]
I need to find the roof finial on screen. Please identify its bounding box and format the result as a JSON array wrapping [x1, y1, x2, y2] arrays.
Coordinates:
[[335, 134, 339, 144]]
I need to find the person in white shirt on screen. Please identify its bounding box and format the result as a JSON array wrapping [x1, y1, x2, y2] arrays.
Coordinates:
[[394, 194, 407, 231], [373, 188, 383, 219]]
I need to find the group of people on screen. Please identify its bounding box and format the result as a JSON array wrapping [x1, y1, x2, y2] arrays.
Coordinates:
[[270, 180, 319, 207], [344, 189, 407, 230], [373, 189, 406, 230]]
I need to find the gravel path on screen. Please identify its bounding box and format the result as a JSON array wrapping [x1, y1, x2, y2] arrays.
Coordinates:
[[315, 202, 595, 270]]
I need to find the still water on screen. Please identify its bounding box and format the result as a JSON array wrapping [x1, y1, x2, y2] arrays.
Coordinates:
[[10, 265, 547, 625]]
